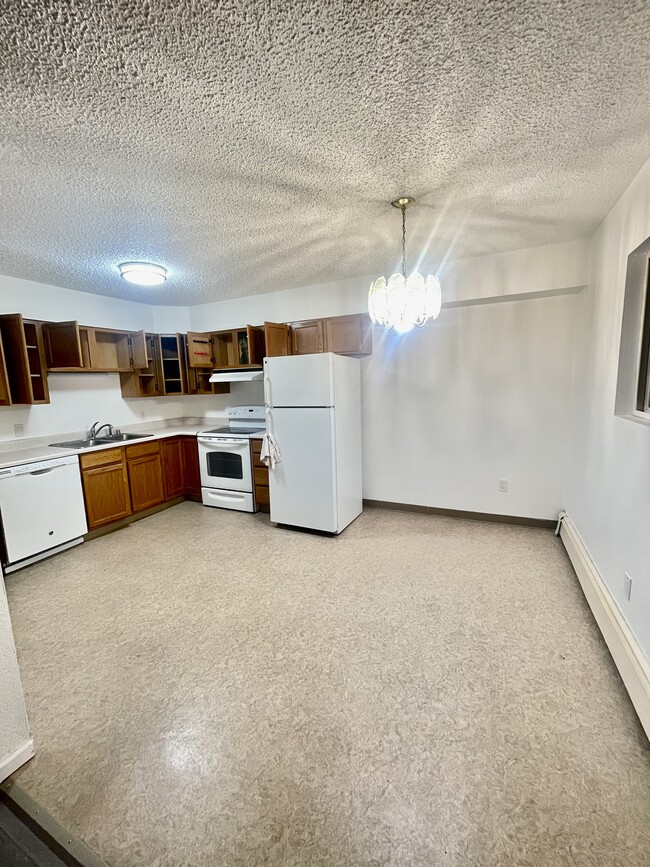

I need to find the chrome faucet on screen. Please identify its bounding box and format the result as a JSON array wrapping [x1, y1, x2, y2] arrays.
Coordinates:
[[89, 421, 114, 439]]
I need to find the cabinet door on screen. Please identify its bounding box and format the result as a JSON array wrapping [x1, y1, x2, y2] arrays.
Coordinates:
[[325, 314, 373, 356], [291, 320, 325, 355], [0, 336, 11, 406], [127, 453, 165, 513], [162, 437, 185, 500], [129, 330, 149, 369], [82, 462, 132, 529], [264, 322, 291, 357], [186, 332, 213, 368], [0, 314, 32, 404], [181, 437, 201, 498], [42, 321, 83, 369]]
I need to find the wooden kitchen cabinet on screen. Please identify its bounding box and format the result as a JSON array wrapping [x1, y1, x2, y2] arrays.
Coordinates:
[[42, 320, 84, 369], [0, 338, 11, 406], [187, 326, 266, 370], [291, 319, 325, 355], [158, 333, 188, 395], [80, 448, 132, 529], [162, 437, 185, 500], [287, 314, 372, 358], [119, 333, 162, 398], [126, 441, 166, 513], [264, 321, 291, 357], [325, 314, 372, 356], [251, 439, 270, 512], [186, 332, 213, 369], [85, 327, 148, 372], [181, 436, 202, 500], [0, 314, 50, 404]]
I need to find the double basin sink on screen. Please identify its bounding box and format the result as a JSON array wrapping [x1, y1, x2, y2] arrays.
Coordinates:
[[50, 433, 153, 449]]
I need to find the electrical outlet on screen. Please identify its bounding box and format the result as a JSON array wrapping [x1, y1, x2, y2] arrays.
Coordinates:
[[498, 479, 509, 493], [14, 424, 24, 438], [624, 572, 632, 601]]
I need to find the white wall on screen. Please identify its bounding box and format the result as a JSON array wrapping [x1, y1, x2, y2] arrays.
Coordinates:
[[565, 156, 650, 661]]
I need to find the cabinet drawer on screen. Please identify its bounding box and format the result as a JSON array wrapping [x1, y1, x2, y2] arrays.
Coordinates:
[[253, 466, 269, 485], [255, 484, 270, 505], [125, 440, 160, 459], [80, 447, 124, 469]]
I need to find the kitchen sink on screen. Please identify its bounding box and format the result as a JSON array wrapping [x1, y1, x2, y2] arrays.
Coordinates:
[[97, 433, 153, 442], [50, 438, 104, 449], [49, 433, 153, 449]]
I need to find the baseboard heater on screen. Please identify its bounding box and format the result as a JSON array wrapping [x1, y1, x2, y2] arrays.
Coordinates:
[[556, 512, 650, 740]]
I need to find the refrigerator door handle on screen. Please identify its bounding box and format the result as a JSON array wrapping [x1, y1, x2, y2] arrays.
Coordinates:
[[263, 370, 271, 408]]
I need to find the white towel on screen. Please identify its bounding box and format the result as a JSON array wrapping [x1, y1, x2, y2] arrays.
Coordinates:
[[260, 432, 282, 469]]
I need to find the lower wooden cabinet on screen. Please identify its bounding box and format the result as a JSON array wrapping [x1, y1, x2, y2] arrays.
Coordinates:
[[181, 436, 201, 499], [251, 439, 270, 512], [126, 442, 165, 513], [80, 449, 132, 529], [80, 435, 203, 531], [161, 437, 185, 500]]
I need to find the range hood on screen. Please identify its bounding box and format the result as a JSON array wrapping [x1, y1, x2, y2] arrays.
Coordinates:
[[209, 368, 264, 384]]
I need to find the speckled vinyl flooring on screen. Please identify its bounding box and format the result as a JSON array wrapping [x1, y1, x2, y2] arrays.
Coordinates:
[[4, 504, 650, 867]]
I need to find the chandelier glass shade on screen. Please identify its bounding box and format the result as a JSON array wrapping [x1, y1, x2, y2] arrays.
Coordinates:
[[368, 198, 441, 333]]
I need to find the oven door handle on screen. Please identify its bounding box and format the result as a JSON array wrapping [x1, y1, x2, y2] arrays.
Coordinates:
[[198, 439, 247, 448]]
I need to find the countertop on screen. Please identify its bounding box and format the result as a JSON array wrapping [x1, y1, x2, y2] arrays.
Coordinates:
[[0, 419, 257, 470]]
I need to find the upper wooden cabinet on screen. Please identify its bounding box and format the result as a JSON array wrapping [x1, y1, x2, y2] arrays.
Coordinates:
[[158, 333, 188, 395], [44, 321, 148, 373], [0, 314, 50, 404], [325, 314, 372, 356], [288, 314, 372, 357], [264, 321, 291, 357], [186, 326, 265, 369], [291, 319, 325, 355], [186, 332, 213, 369], [42, 321, 83, 368]]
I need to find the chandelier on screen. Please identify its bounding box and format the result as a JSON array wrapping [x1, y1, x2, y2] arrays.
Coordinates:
[[368, 197, 442, 333]]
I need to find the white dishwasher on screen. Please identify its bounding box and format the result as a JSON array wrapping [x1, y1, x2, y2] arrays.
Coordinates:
[[0, 455, 88, 573]]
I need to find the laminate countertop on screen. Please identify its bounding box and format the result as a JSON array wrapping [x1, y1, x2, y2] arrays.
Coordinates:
[[0, 421, 237, 471]]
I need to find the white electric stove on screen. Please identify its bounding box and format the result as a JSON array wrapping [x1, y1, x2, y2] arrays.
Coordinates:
[[197, 406, 265, 512]]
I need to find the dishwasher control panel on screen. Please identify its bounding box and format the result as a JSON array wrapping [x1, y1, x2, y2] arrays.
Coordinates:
[[0, 455, 78, 477]]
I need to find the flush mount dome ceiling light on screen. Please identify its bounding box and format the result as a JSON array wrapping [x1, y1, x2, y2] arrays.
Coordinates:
[[118, 262, 167, 286], [368, 197, 442, 333]]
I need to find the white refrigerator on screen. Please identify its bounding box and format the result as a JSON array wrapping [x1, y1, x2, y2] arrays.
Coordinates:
[[264, 353, 362, 534]]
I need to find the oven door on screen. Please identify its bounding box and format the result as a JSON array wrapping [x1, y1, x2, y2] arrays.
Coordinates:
[[198, 437, 252, 493]]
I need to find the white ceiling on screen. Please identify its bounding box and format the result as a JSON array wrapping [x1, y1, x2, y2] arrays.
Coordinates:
[[0, 1, 649, 306]]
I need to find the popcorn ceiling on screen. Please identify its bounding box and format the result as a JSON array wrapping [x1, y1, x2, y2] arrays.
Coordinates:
[[0, 0, 648, 305]]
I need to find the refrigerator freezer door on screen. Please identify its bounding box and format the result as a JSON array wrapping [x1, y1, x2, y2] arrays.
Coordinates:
[[268, 407, 337, 532], [265, 354, 334, 408]]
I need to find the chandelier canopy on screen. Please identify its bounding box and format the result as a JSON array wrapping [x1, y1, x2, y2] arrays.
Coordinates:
[[368, 197, 441, 333]]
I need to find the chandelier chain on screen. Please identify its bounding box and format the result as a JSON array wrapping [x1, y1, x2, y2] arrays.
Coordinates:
[[401, 205, 407, 277]]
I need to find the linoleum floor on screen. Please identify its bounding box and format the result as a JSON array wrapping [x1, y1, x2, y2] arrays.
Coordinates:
[[5, 503, 650, 866]]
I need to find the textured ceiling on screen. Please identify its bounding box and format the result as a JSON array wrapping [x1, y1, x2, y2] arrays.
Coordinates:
[[0, 1, 649, 306]]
